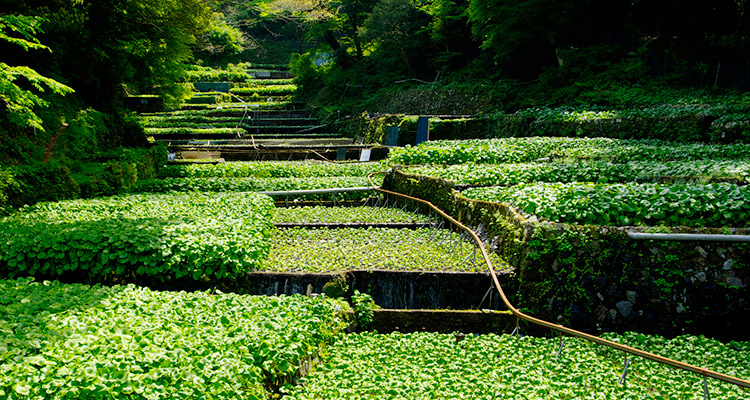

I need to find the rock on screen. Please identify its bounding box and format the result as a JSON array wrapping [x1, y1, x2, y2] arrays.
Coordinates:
[[626, 290, 638, 304], [717, 249, 726, 259], [726, 276, 746, 288], [616, 301, 633, 318], [676, 303, 684, 313], [694, 271, 707, 283], [609, 309, 618, 320], [697, 247, 708, 258], [595, 305, 608, 322], [723, 260, 734, 270], [596, 292, 604, 301]]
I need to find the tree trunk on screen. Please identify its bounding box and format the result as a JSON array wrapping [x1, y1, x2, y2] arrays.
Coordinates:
[[550, 38, 565, 67]]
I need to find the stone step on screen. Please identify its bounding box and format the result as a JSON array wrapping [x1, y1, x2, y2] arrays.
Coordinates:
[[169, 144, 391, 162], [151, 131, 337, 141]]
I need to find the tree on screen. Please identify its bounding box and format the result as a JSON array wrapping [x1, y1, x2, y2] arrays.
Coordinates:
[[467, 0, 636, 72], [420, 0, 478, 69], [26, 0, 213, 109], [195, 12, 249, 64], [360, 0, 432, 76], [0, 14, 73, 131]]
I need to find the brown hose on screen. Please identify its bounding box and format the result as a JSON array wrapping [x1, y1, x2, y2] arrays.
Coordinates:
[[367, 170, 750, 389]]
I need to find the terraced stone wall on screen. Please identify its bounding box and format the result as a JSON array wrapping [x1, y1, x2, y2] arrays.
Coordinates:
[[384, 169, 750, 340]]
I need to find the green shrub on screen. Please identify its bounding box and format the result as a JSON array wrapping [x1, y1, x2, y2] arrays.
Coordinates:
[[351, 290, 379, 329], [387, 137, 750, 165], [462, 182, 750, 227], [234, 78, 294, 86], [183, 64, 254, 82], [230, 85, 297, 96], [0, 168, 19, 215], [0, 192, 274, 284], [0, 278, 351, 399], [159, 161, 381, 179], [6, 162, 81, 207], [405, 161, 750, 186], [55, 109, 109, 162], [289, 53, 325, 102], [322, 275, 350, 299]]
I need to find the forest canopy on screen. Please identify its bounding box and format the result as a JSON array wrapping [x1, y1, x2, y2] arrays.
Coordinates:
[[1, 0, 749, 157]]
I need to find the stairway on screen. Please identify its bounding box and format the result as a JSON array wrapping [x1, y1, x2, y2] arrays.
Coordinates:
[[138, 65, 389, 161]]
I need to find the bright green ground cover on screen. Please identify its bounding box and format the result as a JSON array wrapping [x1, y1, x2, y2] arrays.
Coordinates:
[[158, 161, 382, 179], [282, 331, 750, 400], [405, 161, 750, 186], [462, 183, 750, 227], [273, 206, 433, 224], [135, 177, 380, 201], [139, 115, 241, 125], [141, 121, 316, 129], [145, 127, 238, 136], [142, 103, 291, 117], [177, 102, 293, 110], [230, 85, 296, 96], [141, 120, 239, 128], [184, 64, 255, 82], [387, 138, 750, 165], [0, 192, 274, 282], [0, 278, 350, 400], [260, 227, 508, 273], [234, 79, 295, 86]]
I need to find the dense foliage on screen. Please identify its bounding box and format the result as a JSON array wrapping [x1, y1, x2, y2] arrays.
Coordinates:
[[135, 177, 379, 201], [261, 227, 508, 273], [1, 145, 167, 214], [135, 161, 384, 201], [230, 85, 297, 97], [0, 0, 220, 208], [0, 15, 74, 131], [0, 192, 274, 283], [159, 161, 382, 179], [184, 64, 256, 82], [405, 161, 750, 186], [283, 0, 750, 118], [387, 138, 750, 165], [0, 278, 350, 399], [462, 183, 750, 227], [282, 331, 750, 399]]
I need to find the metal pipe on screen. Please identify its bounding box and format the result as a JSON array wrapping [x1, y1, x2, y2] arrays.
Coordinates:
[[367, 171, 750, 390], [627, 232, 750, 243]]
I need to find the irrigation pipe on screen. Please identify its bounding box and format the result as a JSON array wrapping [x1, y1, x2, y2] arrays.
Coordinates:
[[367, 170, 750, 390], [627, 232, 750, 243]]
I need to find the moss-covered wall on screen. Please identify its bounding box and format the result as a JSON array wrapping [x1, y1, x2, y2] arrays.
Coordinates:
[[3, 145, 167, 211], [383, 169, 750, 340]]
